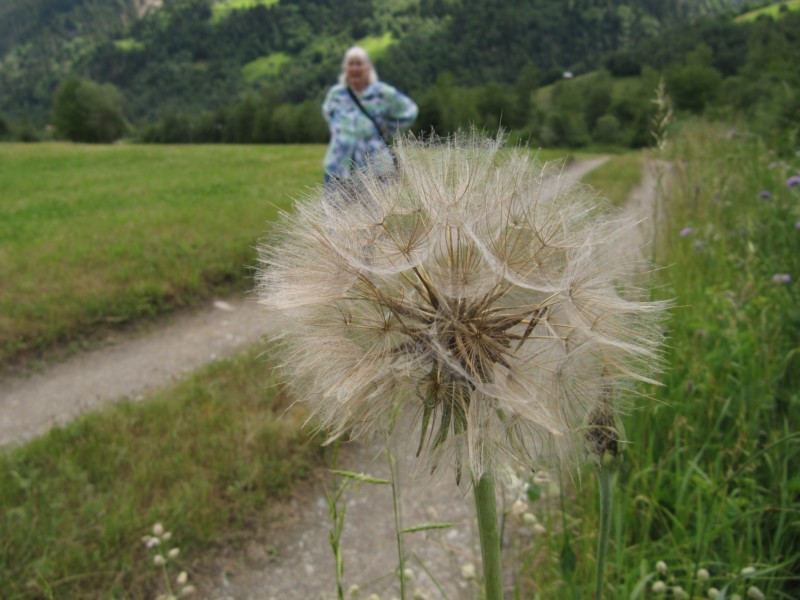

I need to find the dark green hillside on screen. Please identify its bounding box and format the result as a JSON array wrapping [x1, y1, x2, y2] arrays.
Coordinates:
[[0, 0, 751, 128]]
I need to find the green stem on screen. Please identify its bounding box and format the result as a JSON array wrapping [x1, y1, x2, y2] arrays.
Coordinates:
[[473, 470, 503, 600], [387, 449, 406, 600], [595, 464, 615, 600]]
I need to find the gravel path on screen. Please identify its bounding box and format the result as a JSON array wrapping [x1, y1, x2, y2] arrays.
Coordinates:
[[1, 157, 640, 600]]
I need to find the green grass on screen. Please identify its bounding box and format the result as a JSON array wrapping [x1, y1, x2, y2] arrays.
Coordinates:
[[355, 32, 396, 62], [0, 346, 321, 599], [211, 0, 279, 22], [242, 52, 291, 83], [0, 143, 323, 364], [514, 122, 800, 598], [113, 38, 144, 52], [581, 152, 645, 207], [736, 0, 800, 22]]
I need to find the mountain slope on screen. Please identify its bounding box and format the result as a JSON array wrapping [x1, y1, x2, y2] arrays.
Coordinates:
[[0, 0, 753, 126]]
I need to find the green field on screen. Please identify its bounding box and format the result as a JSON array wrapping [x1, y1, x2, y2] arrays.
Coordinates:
[[2, 133, 798, 598], [0, 143, 324, 364], [735, 0, 800, 22]]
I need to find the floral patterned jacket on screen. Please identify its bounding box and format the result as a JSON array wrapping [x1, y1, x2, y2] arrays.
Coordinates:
[[322, 81, 418, 179]]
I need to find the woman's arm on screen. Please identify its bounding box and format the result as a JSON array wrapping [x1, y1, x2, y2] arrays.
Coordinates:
[[380, 83, 419, 133]]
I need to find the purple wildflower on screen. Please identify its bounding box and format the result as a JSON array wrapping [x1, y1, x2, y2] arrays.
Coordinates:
[[772, 274, 792, 284], [679, 227, 693, 237], [795, 221, 800, 230], [786, 175, 800, 188], [758, 190, 772, 201]]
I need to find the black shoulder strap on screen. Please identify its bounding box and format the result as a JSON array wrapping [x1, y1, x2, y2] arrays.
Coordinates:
[[346, 86, 386, 141]]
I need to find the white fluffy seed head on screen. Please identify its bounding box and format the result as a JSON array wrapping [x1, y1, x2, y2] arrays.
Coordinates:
[[257, 132, 670, 482], [652, 581, 667, 593]]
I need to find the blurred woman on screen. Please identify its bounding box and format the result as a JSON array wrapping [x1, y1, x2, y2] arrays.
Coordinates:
[[322, 46, 418, 183]]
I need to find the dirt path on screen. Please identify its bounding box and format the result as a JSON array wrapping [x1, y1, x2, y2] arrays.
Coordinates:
[[1, 156, 647, 600], [0, 297, 264, 446]]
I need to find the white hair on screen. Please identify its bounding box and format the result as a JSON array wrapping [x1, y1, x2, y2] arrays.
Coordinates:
[[338, 45, 379, 86]]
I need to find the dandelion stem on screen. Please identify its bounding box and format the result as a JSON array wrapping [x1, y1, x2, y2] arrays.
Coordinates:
[[473, 469, 503, 600], [387, 448, 407, 600], [595, 463, 615, 600]]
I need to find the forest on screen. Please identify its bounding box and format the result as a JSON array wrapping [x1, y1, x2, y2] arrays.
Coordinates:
[[1, 0, 798, 154]]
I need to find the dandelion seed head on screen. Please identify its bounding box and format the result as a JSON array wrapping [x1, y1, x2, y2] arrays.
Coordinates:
[[257, 133, 670, 482]]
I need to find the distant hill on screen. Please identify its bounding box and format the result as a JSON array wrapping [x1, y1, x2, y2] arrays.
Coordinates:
[[0, 0, 757, 126]]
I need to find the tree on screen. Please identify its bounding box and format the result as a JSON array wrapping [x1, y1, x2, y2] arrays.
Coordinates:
[[52, 78, 128, 143]]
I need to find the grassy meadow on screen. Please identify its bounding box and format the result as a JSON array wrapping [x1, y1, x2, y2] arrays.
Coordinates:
[[1, 131, 798, 598], [513, 122, 800, 599], [0, 143, 323, 365]]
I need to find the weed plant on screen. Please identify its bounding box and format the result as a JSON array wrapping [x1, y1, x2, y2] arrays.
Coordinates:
[[515, 122, 800, 598], [0, 348, 320, 599]]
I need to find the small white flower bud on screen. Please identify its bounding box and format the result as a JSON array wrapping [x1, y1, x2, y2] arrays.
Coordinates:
[[746, 586, 765, 600], [168, 547, 180, 559], [153, 522, 164, 537], [179, 586, 196, 597], [696, 568, 710, 581], [461, 563, 476, 580], [656, 560, 668, 575], [511, 499, 527, 517], [176, 571, 188, 585], [402, 568, 414, 581], [673, 586, 687, 599], [366, 595, 381, 600], [522, 512, 537, 525], [651, 581, 667, 593], [740, 566, 756, 576], [412, 589, 429, 600], [153, 554, 166, 566], [532, 523, 547, 535], [162, 531, 172, 541], [707, 588, 720, 599], [348, 584, 360, 597], [730, 595, 742, 600]]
